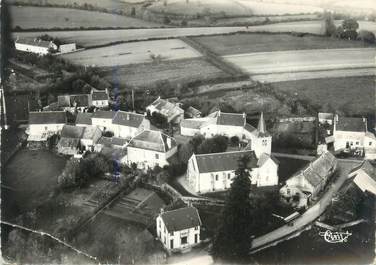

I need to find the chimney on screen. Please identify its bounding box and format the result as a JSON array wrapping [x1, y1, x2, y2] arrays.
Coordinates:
[[166, 137, 171, 149], [126, 113, 130, 120], [363, 117, 367, 132], [218, 110, 221, 116]]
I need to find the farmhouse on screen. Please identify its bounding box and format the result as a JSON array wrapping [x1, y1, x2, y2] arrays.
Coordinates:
[[58, 94, 92, 112], [333, 114, 376, 158], [112, 111, 150, 140], [91, 88, 109, 108], [146, 97, 184, 124], [280, 151, 337, 205], [91, 111, 115, 131], [125, 130, 177, 169], [27, 111, 67, 141], [185, 106, 201, 118], [15, 37, 58, 55], [349, 160, 376, 195], [318, 112, 334, 125], [59, 43, 77, 54], [181, 111, 272, 158], [156, 207, 201, 253], [186, 150, 279, 193], [95, 136, 128, 152]]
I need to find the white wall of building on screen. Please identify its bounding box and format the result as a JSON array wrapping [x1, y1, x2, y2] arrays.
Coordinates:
[[29, 123, 65, 136], [126, 145, 177, 169]]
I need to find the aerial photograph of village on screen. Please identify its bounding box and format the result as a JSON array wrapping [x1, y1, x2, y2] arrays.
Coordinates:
[[0, 0, 375, 264]]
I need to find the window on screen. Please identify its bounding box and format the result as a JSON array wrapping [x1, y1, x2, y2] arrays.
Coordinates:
[[262, 139, 268, 146], [44, 126, 48, 131], [170, 231, 174, 236], [195, 234, 198, 244], [158, 220, 161, 228], [194, 226, 198, 230], [228, 173, 231, 180], [370, 142, 372, 146], [181, 236, 188, 245], [170, 239, 174, 249], [356, 141, 359, 145], [155, 153, 159, 159], [164, 227, 166, 234], [215, 175, 218, 181]]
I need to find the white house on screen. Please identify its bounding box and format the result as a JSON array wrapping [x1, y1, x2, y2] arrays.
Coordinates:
[[91, 88, 109, 108], [91, 111, 116, 131], [280, 151, 337, 205], [27, 111, 67, 141], [349, 160, 376, 195], [146, 97, 184, 124], [112, 111, 150, 140], [156, 207, 201, 253], [57, 125, 101, 154], [181, 111, 272, 158], [318, 112, 334, 125], [15, 37, 58, 55], [59, 43, 76, 53], [333, 115, 376, 158], [186, 150, 279, 193], [125, 130, 177, 169]]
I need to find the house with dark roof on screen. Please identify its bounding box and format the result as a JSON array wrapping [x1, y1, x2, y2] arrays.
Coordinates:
[[333, 114, 376, 158], [58, 94, 92, 112], [186, 150, 279, 193], [349, 160, 376, 195], [185, 106, 202, 119], [112, 111, 150, 140], [27, 111, 67, 141], [91, 111, 116, 131], [156, 207, 201, 253], [181, 111, 272, 158], [146, 97, 184, 124], [95, 136, 128, 152], [280, 151, 337, 205], [15, 37, 58, 55], [75, 112, 93, 126], [90, 88, 109, 108], [125, 130, 177, 169]]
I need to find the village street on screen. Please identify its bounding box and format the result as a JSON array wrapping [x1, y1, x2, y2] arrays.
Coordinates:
[[251, 159, 361, 252]]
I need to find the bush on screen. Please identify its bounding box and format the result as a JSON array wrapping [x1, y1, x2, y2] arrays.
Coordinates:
[[103, 131, 114, 137], [358, 30, 376, 44], [230, 136, 240, 146]]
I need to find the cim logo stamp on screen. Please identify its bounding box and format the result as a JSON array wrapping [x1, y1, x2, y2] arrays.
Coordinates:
[[319, 230, 352, 243]]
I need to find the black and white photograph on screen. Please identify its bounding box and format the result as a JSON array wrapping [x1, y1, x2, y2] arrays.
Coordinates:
[[0, 0, 375, 264]]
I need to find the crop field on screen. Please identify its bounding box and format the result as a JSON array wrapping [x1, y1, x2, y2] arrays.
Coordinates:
[[7, 0, 129, 10], [192, 33, 375, 56], [101, 58, 229, 88], [223, 48, 376, 81], [146, 0, 322, 17], [272, 76, 375, 116], [10, 6, 161, 29], [61, 39, 202, 67]]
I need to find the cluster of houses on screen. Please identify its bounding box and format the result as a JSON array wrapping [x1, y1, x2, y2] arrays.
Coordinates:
[[14, 37, 77, 55]]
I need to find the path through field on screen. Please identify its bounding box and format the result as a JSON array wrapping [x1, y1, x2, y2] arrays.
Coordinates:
[[223, 48, 376, 82]]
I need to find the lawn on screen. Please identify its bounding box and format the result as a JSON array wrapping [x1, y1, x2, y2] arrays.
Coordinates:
[[271, 76, 375, 116], [193, 33, 375, 56], [61, 39, 202, 67], [10, 6, 161, 29], [2, 149, 68, 219], [101, 58, 229, 89]]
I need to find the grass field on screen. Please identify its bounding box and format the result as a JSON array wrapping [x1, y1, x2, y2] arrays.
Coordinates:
[[61, 39, 202, 67], [7, 0, 129, 10], [101, 58, 229, 88], [10, 6, 161, 29], [193, 33, 375, 55], [147, 0, 322, 17], [272, 76, 375, 116]]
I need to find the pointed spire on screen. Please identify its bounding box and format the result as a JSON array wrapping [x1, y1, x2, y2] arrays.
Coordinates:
[[257, 112, 266, 134]]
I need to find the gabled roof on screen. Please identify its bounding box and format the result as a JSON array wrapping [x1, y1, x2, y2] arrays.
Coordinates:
[[57, 137, 80, 149], [15, 38, 54, 48], [92, 111, 115, 119], [58, 94, 90, 107], [181, 119, 207, 129], [193, 150, 257, 174], [113, 111, 145, 128], [149, 97, 183, 118], [61, 125, 85, 139], [350, 160, 376, 181], [112, 137, 128, 146], [128, 130, 176, 152], [186, 106, 201, 116], [29, 111, 66, 124], [92, 90, 108, 101], [318, 112, 334, 120], [336, 116, 366, 132], [257, 153, 279, 167], [291, 151, 337, 188], [160, 207, 201, 232], [81, 125, 101, 140], [75, 112, 92, 125], [212, 111, 245, 127]]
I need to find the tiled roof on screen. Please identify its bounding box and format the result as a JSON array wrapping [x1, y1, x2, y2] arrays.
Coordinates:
[[113, 111, 144, 128], [92, 90, 108, 101], [58, 94, 90, 107], [61, 125, 85, 139], [181, 119, 206, 129], [194, 150, 257, 173], [318, 112, 334, 120], [350, 160, 376, 181], [75, 112, 92, 125], [29, 111, 66, 124], [186, 106, 201, 116], [128, 130, 176, 152], [92, 111, 115, 119], [257, 153, 279, 167], [82, 125, 101, 140], [214, 111, 245, 127], [336, 117, 366, 132], [161, 207, 201, 232], [57, 137, 80, 148], [293, 151, 337, 187], [149, 98, 183, 118], [97, 136, 113, 146], [112, 137, 128, 146]]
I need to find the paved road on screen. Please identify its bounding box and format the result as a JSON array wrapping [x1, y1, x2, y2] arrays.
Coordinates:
[[14, 20, 376, 48], [251, 159, 361, 252]]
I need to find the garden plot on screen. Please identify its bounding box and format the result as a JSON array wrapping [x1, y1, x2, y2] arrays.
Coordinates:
[[223, 48, 376, 81], [61, 39, 202, 67]]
